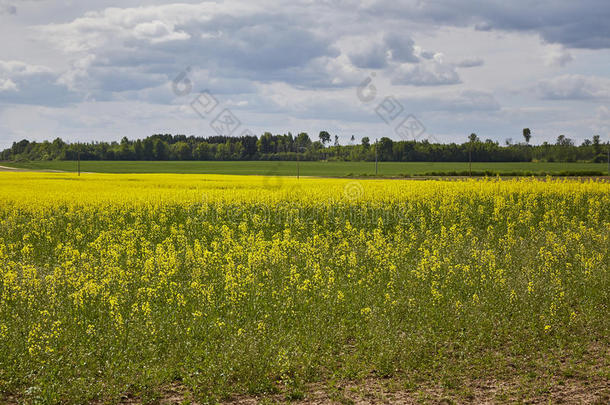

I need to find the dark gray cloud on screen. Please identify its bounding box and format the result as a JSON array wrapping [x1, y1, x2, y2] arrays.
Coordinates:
[[363, 0, 610, 49], [348, 33, 418, 69], [384, 33, 418, 63], [193, 19, 338, 72], [33, 4, 343, 98], [349, 45, 388, 69]]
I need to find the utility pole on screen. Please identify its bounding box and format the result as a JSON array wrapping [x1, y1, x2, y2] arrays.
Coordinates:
[[296, 146, 306, 179], [607, 142, 609, 176], [375, 138, 378, 176], [468, 135, 474, 177]]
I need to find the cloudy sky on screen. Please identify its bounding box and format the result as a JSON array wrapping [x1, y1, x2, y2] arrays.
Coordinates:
[[1, 0, 609, 148]]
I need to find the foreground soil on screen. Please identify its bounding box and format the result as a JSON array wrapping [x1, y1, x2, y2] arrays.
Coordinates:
[[110, 375, 609, 404], [101, 345, 610, 404]]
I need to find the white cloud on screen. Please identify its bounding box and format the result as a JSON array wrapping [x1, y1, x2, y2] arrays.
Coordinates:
[[0, 78, 18, 92], [391, 54, 461, 86], [0, 60, 52, 76], [538, 75, 610, 100], [0, 60, 76, 105], [544, 46, 573, 67], [132, 20, 190, 43]]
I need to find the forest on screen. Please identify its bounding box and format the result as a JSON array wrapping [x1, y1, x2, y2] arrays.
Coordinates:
[[2, 131, 608, 163]]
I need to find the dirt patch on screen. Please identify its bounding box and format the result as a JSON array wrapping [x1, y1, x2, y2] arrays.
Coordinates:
[[96, 372, 608, 404], [220, 376, 610, 405], [0, 165, 70, 173], [0, 165, 26, 171]]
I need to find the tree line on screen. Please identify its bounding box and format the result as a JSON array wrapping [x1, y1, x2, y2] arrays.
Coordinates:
[[2, 130, 608, 163]]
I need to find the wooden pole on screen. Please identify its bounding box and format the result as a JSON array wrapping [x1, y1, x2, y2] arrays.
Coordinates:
[[296, 146, 305, 179], [469, 147, 472, 177], [375, 139, 378, 176]]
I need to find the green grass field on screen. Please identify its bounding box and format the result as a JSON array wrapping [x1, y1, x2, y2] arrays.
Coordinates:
[[2, 160, 608, 176]]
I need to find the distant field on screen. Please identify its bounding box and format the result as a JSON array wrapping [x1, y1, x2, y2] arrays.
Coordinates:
[[2, 160, 608, 176]]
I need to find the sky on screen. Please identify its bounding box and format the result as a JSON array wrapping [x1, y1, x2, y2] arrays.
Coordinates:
[[1, 0, 609, 149]]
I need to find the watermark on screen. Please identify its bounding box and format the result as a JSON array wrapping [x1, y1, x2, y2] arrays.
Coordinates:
[[210, 108, 242, 136], [261, 161, 284, 191], [202, 199, 412, 227], [190, 91, 218, 118], [172, 66, 252, 137], [396, 114, 428, 141], [171, 67, 193, 96], [356, 73, 439, 143], [343, 181, 364, 201], [375, 96, 404, 124], [171, 67, 294, 189]]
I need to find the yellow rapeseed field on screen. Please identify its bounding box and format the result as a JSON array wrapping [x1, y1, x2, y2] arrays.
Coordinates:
[[0, 173, 608, 403]]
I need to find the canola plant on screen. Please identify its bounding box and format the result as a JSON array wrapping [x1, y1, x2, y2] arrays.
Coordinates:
[[0, 173, 608, 402]]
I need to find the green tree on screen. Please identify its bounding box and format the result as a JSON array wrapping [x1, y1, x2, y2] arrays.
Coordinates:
[[153, 139, 169, 160], [257, 132, 274, 154], [592, 135, 601, 155], [556, 135, 573, 147], [194, 142, 210, 160], [142, 139, 154, 160], [134, 140, 143, 160], [319, 131, 331, 146], [295, 132, 312, 148], [173, 141, 192, 160], [523, 128, 531, 144], [378, 137, 393, 160]]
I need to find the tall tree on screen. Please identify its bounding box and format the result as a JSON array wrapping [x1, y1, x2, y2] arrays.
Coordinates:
[[522, 128, 531, 144], [319, 131, 331, 146], [142, 139, 154, 160], [153, 139, 169, 160], [257, 132, 274, 154], [556, 135, 573, 147], [295, 132, 312, 148], [468, 133, 478, 174], [378, 137, 393, 160], [592, 135, 601, 155], [173, 141, 192, 160]]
